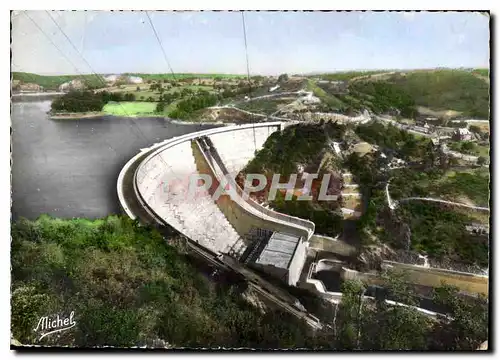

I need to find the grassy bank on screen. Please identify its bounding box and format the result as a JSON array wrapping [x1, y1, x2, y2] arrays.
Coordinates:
[[103, 101, 158, 116], [306, 80, 345, 110], [50, 112, 105, 120], [100, 84, 215, 102]]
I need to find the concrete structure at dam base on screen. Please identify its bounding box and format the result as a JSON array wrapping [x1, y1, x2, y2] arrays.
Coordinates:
[[118, 121, 489, 325]]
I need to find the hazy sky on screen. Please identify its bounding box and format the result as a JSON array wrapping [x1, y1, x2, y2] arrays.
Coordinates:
[[11, 10, 490, 75]]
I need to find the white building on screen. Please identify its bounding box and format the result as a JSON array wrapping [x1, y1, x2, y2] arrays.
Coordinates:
[[246, 231, 308, 287], [104, 74, 119, 83], [104, 75, 143, 84], [128, 76, 144, 84], [454, 128, 473, 141], [58, 79, 86, 92], [269, 85, 280, 92], [330, 141, 342, 156], [301, 92, 321, 104]]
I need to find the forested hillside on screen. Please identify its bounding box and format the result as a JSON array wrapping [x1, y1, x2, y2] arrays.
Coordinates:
[[12, 72, 104, 90]]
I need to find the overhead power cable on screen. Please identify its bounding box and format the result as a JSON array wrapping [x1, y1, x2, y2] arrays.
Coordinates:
[[241, 11, 252, 94], [43, 10, 156, 145], [47, 11, 185, 177], [45, 11, 105, 86], [23, 11, 88, 86], [145, 11, 176, 80], [25, 11, 208, 218], [241, 11, 257, 151]]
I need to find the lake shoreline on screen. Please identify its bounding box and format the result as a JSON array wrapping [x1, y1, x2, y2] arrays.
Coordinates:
[[49, 112, 105, 120], [49, 111, 236, 125]]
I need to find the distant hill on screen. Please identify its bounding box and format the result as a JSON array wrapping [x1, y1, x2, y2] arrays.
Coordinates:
[[313, 68, 490, 119], [382, 69, 490, 119], [11, 72, 247, 90], [122, 73, 247, 81], [11, 72, 104, 90], [308, 70, 391, 81]]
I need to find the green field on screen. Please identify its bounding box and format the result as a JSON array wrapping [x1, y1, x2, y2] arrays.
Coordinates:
[[103, 102, 158, 116], [237, 97, 295, 115], [102, 84, 216, 103], [448, 141, 490, 159]]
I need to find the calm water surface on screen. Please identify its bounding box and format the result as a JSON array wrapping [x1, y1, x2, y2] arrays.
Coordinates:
[[11, 100, 220, 220]]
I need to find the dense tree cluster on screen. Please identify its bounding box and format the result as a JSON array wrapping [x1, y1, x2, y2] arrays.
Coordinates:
[[51, 91, 106, 112], [448, 140, 489, 159], [334, 273, 488, 350], [272, 192, 343, 236], [51, 91, 136, 112], [355, 121, 435, 162], [245, 122, 346, 176], [277, 73, 289, 83], [395, 202, 488, 267], [10, 215, 325, 348], [342, 115, 489, 265], [168, 92, 219, 119], [220, 85, 252, 99], [346, 81, 417, 118], [241, 122, 347, 236]]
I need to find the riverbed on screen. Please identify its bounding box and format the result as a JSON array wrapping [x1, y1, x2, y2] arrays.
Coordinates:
[[11, 100, 221, 220]]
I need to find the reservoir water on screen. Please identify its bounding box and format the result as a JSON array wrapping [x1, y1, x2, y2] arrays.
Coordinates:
[[11, 100, 221, 220]]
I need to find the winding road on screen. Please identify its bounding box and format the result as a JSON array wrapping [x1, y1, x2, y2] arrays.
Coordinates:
[[386, 180, 489, 212], [398, 197, 490, 212]]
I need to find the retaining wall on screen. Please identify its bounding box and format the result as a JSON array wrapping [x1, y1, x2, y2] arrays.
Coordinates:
[[309, 235, 357, 257], [382, 261, 489, 296]]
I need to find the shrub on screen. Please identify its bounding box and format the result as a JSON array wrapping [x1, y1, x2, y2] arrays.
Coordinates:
[[156, 102, 165, 113]]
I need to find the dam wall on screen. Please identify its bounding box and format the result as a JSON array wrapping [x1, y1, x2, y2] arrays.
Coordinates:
[[191, 137, 312, 244], [309, 235, 357, 257], [132, 122, 301, 256], [208, 125, 279, 175], [336, 261, 488, 296]]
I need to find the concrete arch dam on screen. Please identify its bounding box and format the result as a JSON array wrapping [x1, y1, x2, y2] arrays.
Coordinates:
[[117, 121, 315, 259]]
